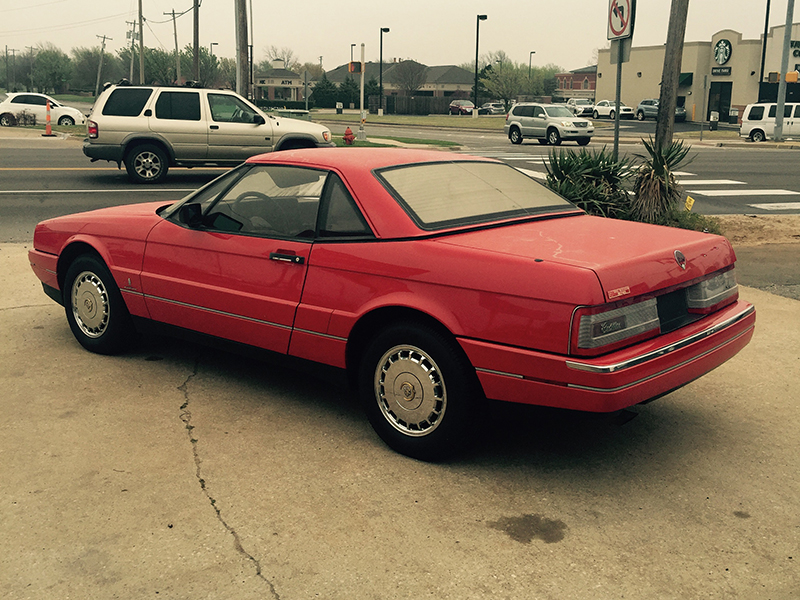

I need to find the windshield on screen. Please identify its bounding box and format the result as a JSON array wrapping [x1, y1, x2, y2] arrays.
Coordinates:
[[376, 161, 576, 231], [544, 106, 575, 118]]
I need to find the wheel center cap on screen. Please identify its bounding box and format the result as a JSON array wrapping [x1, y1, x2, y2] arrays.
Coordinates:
[[84, 297, 95, 313], [401, 382, 416, 401], [393, 375, 423, 411]]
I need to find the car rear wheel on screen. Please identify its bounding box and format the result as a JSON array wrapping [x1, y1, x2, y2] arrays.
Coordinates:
[[636, 111, 645, 121], [547, 128, 562, 146], [125, 144, 168, 184], [593, 110, 599, 119], [359, 322, 480, 461], [64, 254, 134, 355], [751, 129, 766, 143], [508, 127, 523, 144], [57, 115, 75, 126], [609, 110, 616, 120], [0, 113, 15, 127], [577, 137, 590, 146]]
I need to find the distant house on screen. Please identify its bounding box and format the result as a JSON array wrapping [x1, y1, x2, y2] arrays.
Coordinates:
[[554, 65, 597, 100], [325, 61, 474, 97], [254, 59, 307, 102]]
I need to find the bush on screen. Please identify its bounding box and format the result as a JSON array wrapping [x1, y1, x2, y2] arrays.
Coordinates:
[[631, 137, 693, 224], [655, 209, 722, 235], [544, 146, 633, 218]]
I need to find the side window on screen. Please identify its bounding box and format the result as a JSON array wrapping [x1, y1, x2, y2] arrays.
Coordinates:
[[11, 95, 31, 104], [748, 106, 764, 120], [102, 88, 153, 116], [794, 105, 800, 118], [205, 165, 326, 238], [31, 96, 47, 106], [155, 91, 201, 121], [207, 93, 258, 123], [768, 105, 776, 118], [318, 174, 372, 238], [533, 106, 544, 118]]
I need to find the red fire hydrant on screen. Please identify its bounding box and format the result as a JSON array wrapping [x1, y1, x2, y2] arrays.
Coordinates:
[[343, 126, 355, 145]]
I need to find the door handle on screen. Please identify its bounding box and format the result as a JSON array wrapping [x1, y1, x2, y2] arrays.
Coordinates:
[[270, 252, 305, 265], [210, 125, 219, 130]]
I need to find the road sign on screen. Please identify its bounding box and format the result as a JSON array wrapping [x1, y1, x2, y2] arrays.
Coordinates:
[[608, 0, 635, 40]]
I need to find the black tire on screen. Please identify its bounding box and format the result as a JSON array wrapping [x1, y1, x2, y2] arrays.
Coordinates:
[[57, 115, 75, 126], [592, 110, 599, 119], [0, 113, 15, 127], [609, 109, 616, 120], [636, 111, 645, 121], [358, 322, 481, 461], [125, 144, 169, 184], [577, 137, 591, 146], [508, 126, 523, 145], [751, 130, 766, 143], [64, 254, 134, 355], [537, 138, 549, 145], [547, 128, 562, 146]]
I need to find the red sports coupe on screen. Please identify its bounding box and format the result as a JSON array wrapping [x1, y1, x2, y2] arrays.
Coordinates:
[[29, 148, 755, 460]]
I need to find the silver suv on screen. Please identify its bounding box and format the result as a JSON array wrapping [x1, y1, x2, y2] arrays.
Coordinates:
[[84, 84, 333, 183], [504, 103, 593, 146]]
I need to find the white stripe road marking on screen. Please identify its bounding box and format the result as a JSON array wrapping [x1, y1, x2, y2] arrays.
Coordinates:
[[747, 202, 800, 210], [672, 171, 696, 177], [688, 189, 800, 197], [0, 189, 194, 194], [515, 168, 547, 180], [677, 179, 745, 185]]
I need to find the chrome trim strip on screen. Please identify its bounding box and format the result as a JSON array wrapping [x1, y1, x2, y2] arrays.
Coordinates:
[[566, 325, 754, 393], [294, 328, 348, 342], [476, 367, 524, 379], [135, 292, 292, 330], [566, 305, 755, 374]]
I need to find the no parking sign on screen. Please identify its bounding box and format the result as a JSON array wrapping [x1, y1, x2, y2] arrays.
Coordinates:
[[608, 0, 635, 40]]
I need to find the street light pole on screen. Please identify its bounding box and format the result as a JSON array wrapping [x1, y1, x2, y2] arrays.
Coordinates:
[[528, 51, 535, 79], [351, 44, 355, 63], [380, 27, 389, 115], [474, 14, 487, 117], [210, 42, 218, 57]]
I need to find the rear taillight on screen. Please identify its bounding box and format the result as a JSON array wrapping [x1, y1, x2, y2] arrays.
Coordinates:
[[571, 299, 660, 356], [686, 269, 738, 314], [87, 119, 98, 138]]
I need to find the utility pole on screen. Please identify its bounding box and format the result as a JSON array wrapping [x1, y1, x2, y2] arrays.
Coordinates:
[[234, 0, 248, 97], [249, 0, 254, 99], [164, 9, 181, 84], [193, 0, 200, 81], [138, 0, 145, 84], [655, 0, 689, 151], [126, 21, 137, 81], [9, 48, 18, 90], [773, 0, 795, 141], [94, 35, 111, 97], [4, 46, 8, 92]]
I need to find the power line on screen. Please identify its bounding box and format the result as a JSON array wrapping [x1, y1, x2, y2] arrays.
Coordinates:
[[0, 13, 129, 36]]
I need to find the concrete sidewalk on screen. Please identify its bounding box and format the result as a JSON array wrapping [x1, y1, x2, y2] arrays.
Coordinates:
[[1, 241, 799, 599]]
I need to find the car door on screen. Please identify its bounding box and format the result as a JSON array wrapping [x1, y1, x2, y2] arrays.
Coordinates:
[[140, 163, 325, 353], [514, 105, 534, 136], [11, 94, 46, 123], [787, 104, 800, 137], [206, 91, 274, 161], [531, 106, 547, 138], [149, 90, 207, 160]]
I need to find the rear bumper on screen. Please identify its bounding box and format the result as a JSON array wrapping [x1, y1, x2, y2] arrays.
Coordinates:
[[83, 141, 123, 163], [459, 300, 755, 413]]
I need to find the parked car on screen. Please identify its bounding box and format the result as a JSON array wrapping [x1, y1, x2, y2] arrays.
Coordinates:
[[0, 92, 86, 127], [566, 98, 594, 117], [28, 148, 755, 460], [82, 83, 333, 183], [739, 102, 800, 142], [636, 98, 687, 122], [505, 102, 594, 146], [478, 102, 505, 115], [449, 99, 475, 115], [593, 100, 634, 120]]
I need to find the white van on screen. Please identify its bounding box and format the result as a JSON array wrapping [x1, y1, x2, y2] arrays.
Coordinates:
[[740, 102, 800, 141]]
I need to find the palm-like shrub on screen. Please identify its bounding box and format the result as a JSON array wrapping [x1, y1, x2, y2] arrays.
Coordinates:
[[630, 137, 692, 224], [545, 147, 633, 219]]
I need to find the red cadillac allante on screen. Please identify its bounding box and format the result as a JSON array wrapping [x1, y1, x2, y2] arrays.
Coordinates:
[[29, 148, 755, 460]]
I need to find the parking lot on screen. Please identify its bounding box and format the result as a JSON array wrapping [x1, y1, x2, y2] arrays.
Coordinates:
[[2, 240, 798, 599]]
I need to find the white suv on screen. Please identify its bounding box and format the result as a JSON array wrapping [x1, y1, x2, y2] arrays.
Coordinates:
[[504, 103, 593, 146], [84, 84, 333, 183]]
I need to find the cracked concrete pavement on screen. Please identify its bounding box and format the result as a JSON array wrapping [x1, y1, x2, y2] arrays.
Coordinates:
[[1, 241, 799, 599]]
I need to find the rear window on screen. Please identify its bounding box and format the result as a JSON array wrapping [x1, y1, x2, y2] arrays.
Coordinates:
[[747, 106, 764, 120], [102, 88, 153, 117], [376, 161, 576, 231]]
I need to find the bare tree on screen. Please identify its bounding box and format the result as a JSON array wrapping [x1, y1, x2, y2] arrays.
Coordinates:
[[388, 60, 428, 95], [656, 0, 690, 150]]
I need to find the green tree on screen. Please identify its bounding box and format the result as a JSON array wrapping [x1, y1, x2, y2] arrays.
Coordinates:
[[309, 73, 338, 108], [339, 76, 360, 107], [32, 44, 71, 93], [389, 60, 427, 95], [218, 57, 236, 89], [482, 63, 525, 107], [144, 47, 175, 85]]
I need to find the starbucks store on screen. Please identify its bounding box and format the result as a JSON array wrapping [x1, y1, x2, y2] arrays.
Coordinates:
[[596, 23, 800, 123]]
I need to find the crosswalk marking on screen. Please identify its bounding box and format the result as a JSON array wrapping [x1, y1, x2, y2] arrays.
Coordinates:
[[747, 202, 800, 210], [677, 179, 745, 185], [688, 189, 800, 197]]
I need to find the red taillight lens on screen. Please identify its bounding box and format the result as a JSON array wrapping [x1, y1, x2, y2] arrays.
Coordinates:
[[87, 119, 98, 138], [571, 298, 660, 356]]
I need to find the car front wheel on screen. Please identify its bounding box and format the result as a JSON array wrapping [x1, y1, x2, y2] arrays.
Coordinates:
[[57, 115, 75, 126], [609, 110, 616, 120], [64, 254, 134, 355], [751, 130, 766, 143], [637, 111, 645, 121], [547, 128, 562, 146], [577, 137, 590, 146], [0, 113, 15, 127], [593, 110, 599, 119], [359, 322, 480, 461], [125, 144, 168, 184], [508, 127, 523, 145]]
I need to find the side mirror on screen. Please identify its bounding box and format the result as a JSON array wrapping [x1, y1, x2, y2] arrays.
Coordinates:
[[253, 114, 265, 125], [177, 203, 203, 228]]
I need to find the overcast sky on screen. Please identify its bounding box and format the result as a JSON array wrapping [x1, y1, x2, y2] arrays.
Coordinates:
[[1, 1, 797, 72]]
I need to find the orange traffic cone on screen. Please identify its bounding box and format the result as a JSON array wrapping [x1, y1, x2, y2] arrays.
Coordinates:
[[42, 100, 56, 137]]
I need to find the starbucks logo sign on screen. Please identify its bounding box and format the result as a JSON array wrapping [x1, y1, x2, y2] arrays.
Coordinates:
[[714, 39, 732, 65]]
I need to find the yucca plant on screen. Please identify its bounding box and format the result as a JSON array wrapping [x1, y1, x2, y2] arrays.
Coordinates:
[[545, 147, 633, 219], [630, 137, 693, 224]]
